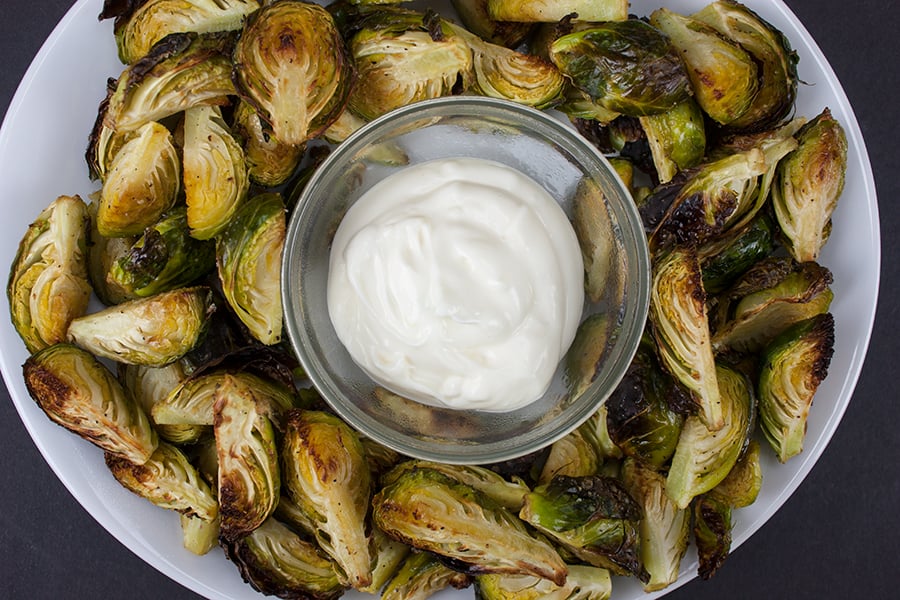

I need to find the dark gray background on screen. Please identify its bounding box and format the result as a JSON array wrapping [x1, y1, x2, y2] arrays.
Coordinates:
[[1, 1, 897, 599]]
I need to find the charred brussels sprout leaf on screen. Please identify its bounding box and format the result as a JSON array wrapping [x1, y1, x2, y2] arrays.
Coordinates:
[[693, 494, 732, 580], [222, 517, 345, 600], [451, 0, 534, 47], [110, 206, 216, 297], [214, 373, 281, 541], [348, 10, 474, 121], [233, 2, 352, 146], [475, 564, 612, 600], [98, 120, 180, 237], [104, 31, 236, 133], [758, 313, 835, 463], [183, 104, 250, 240], [639, 99, 706, 185], [232, 100, 305, 188], [666, 364, 754, 509], [8, 195, 91, 353], [650, 8, 758, 125], [772, 108, 848, 262], [102, 0, 261, 65], [549, 20, 692, 117], [700, 213, 777, 295], [23, 343, 158, 463], [621, 459, 689, 592], [67, 286, 213, 367], [382, 551, 472, 600], [374, 466, 567, 585], [520, 475, 646, 580], [693, 0, 799, 131], [216, 192, 286, 345], [105, 441, 218, 520], [487, 0, 628, 23], [282, 409, 373, 589], [649, 249, 722, 432]]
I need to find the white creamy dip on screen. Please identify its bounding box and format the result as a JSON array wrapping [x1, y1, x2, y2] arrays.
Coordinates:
[[326, 157, 584, 412]]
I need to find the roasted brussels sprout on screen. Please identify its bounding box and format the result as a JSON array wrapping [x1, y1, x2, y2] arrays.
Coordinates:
[[120, 361, 208, 444], [451, 0, 534, 47], [8, 195, 91, 353], [572, 178, 625, 305], [66, 286, 213, 367], [666, 364, 754, 509], [232, 100, 305, 188], [382, 551, 472, 600], [700, 213, 777, 295], [216, 192, 285, 345], [23, 343, 158, 464], [621, 458, 689, 592], [105, 441, 218, 520], [650, 8, 758, 125], [693, 494, 732, 580], [549, 20, 692, 117], [222, 517, 345, 600], [214, 373, 281, 541], [103, 31, 236, 133], [109, 206, 216, 298], [711, 257, 833, 353], [183, 104, 250, 240], [564, 314, 612, 398], [520, 475, 645, 580], [649, 249, 722, 432], [348, 10, 474, 120], [487, 0, 627, 23], [475, 564, 612, 600], [693, 0, 799, 131], [97, 120, 180, 237], [282, 409, 373, 589], [360, 527, 411, 595], [101, 0, 261, 65], [758, 313, 835, 463], [233, 1, 352, 146], [639, 99, 706, 184], [708, 438, 762, 508], [180, 513, 220, 556], [87, 201, 137, 306], [374, 466, 567, 585], [538, 423, 602, 484], [772, 108, 848, 262]]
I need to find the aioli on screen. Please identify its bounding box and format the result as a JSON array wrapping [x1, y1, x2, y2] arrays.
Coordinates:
[[327, 157, 584, 412]]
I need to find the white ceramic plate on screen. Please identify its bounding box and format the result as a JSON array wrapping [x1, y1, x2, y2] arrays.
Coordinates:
[[0, 1, 879, 599]]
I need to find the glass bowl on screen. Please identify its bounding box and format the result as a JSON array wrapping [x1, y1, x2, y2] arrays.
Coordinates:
[[282, 96, 650, 465]]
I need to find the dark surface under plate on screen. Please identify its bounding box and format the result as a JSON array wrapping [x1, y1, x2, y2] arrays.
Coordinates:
[[1, 1, 898, 599]]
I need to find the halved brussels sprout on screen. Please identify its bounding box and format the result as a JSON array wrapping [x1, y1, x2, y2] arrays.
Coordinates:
[[183, 104, 250, 240], [8, 195, 91, 353], [348, 10, 474, 121], [120, 362, 208, 444], [450, 23, 564, 109], [87, 200, 137, 306], [23, 343, 158, 464], [519, 475, 646, 581], [758, 313, 835, 463], [360, 526, 411, 595], [772, 108, 848, 262], [549, 20, 692, 117], [649, 8, 758, 125], [232, 100, 305, 188], [564, 314, 612, 398], [665, 364, 754, 509], [621, 458, 689, 592], [451, 0, 534, 47], [649, 249, 722, 432], [98, 120, 180, 237], [693, 494, 732, 580], [214, 373, 281, 541], [639, 99, 706, 184], [556, 85, 621, 123], [216, 192, 285, 345], [110, 206, 216, 298], [382, 551, 472, 600], [222, 517, 345, 600], [539, 423, 602, 484], [700, 213, 777, 295], [487, 0, 627, 23], [67, 286, 213, 367], [711, 257, 833, 353], [105, 441, 218, 520], [572, 178, 625, 305], [180, 513, 220, 556], [475, 565, 612, 600], [282, 410, 373, 589], [101, 0, 261, 65], [708, 439, 762, 508], [103, 31, 236, 133], [233, 2, 353, 146], [693, 0, 799, 131], [374, 466, 567, 585]]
